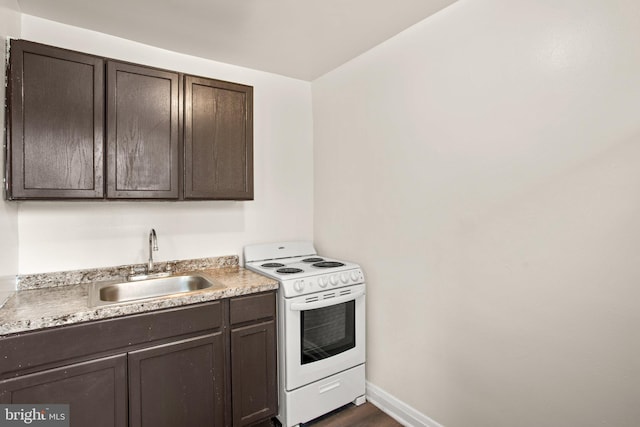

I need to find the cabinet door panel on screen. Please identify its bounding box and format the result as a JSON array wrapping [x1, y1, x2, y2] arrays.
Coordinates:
[[0, 354, 127, 427], [8, 40, 104, 199], [128, 332, 225, 427], [231, 320, 277, 426], [184, 76, 253, 200], [106, 61, 179, 199]]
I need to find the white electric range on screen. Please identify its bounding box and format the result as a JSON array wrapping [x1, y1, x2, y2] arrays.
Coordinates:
[[244, 241, 366, 427]]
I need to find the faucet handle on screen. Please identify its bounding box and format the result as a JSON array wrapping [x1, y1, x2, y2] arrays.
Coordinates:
[[165, 262, 173, 273]]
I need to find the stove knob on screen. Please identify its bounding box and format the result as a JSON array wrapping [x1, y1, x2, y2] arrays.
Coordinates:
[[351, 271, 360, 282], [294, 280, 305, 293], [329, 275, 338, 286], [340, 273, 349, 284], [319, 277, 328, 288]]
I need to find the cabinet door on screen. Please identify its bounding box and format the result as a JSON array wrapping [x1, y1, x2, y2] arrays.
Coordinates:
[[7, 40, 104, 199], [184, 76, 253, 200], [0, 354, 127, 427], [231, 320, 277, 427], [128, 333, 225, 427], [106, 61, 180, 199]]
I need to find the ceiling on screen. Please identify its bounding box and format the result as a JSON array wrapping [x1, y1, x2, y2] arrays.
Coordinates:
[[16, 0, 458, 81]]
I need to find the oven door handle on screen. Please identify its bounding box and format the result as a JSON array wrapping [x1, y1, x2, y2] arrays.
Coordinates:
[[290, 289, 365, 311]]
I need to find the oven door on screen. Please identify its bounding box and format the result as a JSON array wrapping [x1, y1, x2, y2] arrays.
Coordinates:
[[283, 283, 366, 391]]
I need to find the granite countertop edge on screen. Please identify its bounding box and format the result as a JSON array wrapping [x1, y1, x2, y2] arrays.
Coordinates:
[[0, 263, 278, 337]]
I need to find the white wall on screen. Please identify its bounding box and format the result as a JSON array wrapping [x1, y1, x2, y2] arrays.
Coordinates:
[[17, 15, 314, 273], [313, 0, 640, 426], [0, 0, 20, 291]]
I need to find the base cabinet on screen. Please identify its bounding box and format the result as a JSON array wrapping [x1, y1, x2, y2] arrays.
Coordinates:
[[0, 293, 277, 427], [230, 292, 278, 427], [231, 320, 277, 427], [0, 354, 127, 427], [129, 333, 225, 427]]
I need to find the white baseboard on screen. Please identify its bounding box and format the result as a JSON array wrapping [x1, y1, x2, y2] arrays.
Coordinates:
[[366, 381, 444, 427]]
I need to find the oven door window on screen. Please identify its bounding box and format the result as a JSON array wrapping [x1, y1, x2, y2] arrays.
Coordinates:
[[300, 300, 356, 364]]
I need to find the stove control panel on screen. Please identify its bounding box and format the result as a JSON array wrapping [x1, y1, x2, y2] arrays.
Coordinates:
[[285, 268, 365, 296]]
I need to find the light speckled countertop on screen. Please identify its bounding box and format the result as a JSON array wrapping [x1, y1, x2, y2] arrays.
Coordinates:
[[0, 257, 277, 336]]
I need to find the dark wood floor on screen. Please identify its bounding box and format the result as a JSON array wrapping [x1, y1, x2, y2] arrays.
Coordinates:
[[264, 402, 403, 427], [305, 402, 402, 427]]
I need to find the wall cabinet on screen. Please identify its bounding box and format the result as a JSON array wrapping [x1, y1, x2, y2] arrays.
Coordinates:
[[184, 76, 253, 200], [0, 292, 276, 427], [106, 61, 180, 199], [6, 40, 105, 199], [5, 40, 253, 201]]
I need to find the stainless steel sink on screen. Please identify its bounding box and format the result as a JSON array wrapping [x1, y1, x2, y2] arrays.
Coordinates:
[[89, 274, 223, 306]]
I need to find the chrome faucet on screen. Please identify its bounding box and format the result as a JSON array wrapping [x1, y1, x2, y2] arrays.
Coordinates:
[[148, 228, 158, 272], [127, 228, 170, 281]]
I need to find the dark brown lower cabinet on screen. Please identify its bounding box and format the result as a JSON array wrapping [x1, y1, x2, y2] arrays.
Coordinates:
[[129, 333, 226, 427], [229, 292, 278, 427], [0, 354, 127, 427], [0, 293, 277, 427], [231, 320, 277, 427]]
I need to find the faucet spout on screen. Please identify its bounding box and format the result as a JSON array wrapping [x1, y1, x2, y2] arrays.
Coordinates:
[[148, 229, 158, 272]]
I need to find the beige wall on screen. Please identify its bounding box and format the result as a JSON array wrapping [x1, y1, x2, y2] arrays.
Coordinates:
[[312, 0, 640, 426], [0, 0, 20, 292]]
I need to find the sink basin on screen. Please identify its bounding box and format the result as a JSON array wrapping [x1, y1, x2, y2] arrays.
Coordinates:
[[89, 274, 223, 306]]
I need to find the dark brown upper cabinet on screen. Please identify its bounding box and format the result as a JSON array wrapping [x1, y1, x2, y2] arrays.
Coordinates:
[[184, 76, 253, 200], [106, 61, 180, 199], [6, 40, 105, 199], [5, 40, 254, 201]]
